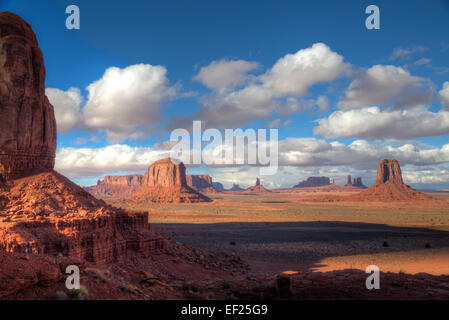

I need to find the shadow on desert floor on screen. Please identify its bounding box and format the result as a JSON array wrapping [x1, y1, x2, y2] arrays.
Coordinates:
[[154, 221, 449, 276]]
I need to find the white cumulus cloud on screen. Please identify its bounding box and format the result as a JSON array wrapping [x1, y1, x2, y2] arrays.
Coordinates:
[[46, 87, 83, 133], [337, 65, 434, 110], [314, 106, 449, 140], [193, 59, 260, 90], [83, 64, 176, 142], [439, 81, 449, 110], [175, 43, 348, 129]]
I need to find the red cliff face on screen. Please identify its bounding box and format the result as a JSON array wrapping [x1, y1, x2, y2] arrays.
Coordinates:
[[0, 12, 57, 180], [0, 12, 163, 265], [128, 158, 211, 203]]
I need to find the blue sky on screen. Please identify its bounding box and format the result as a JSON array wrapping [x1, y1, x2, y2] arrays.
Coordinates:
[[3, 0, 449, 189]]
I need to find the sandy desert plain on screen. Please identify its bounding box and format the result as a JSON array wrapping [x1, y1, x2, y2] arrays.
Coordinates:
[[109, 191, 449, 277]]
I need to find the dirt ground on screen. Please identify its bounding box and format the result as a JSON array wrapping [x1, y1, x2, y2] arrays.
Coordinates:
[[109, 192, 449, 277]]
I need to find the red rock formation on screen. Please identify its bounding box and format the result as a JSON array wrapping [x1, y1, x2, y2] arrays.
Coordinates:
[[0, 171, 164, 264], [127, 158, 211, 203], [345, 175, 352, 186], [0, 12, 56, 180], [0, 12, 163, 265], [85, 174, 143, 198], [186, 174, 218, 193], [242, 178, 271, 194], [376, 159, 403, 184], [347, 159, 431, 201]]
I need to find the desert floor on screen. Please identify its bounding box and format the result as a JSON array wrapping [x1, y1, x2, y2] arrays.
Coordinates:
[[108, 192, 449, 277]]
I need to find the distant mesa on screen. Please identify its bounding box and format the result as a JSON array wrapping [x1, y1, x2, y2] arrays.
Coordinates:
[[186, 174, 220, 193], [345, 175, 366, 188], [127, 158, 211, 203], [294, 177, 330, 188], [85, 174, 144, 198], [347, 159, 431, 201], [228, 184, 245, 191]]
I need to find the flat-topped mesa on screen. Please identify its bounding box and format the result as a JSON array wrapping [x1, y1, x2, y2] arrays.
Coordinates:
[[101, 174, 143, 187], [0, 12, 57, 179], [229, 184, 244, 191], [376, 159, 403, 185], [294, 176, 330, 188], [85, 174, 144, 198], [128, 158, 211, 203]]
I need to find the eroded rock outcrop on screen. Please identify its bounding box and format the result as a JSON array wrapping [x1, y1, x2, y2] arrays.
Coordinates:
[[347, 159, 431, 201], [0, 12, 57, 180], [128, 158, 211, 203]]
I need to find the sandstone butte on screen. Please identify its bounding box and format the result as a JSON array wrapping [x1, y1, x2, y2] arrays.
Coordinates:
[[0, 12, 170, 296], [241, 178, 271, 194], [126, 158, 211, 203], [346, 159, 432, 201]]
